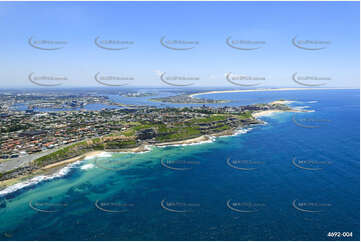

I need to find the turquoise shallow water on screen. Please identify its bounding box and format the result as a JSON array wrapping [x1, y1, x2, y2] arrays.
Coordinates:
[[0, 89, 359, 240]]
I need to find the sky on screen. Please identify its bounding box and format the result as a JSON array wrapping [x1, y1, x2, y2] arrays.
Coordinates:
[[0, 1, 359, 88]]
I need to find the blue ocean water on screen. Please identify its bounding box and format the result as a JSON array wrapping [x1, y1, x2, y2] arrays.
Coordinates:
[[0, 89, 359, 241]]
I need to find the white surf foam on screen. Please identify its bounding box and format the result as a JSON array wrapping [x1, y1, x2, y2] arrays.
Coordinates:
[[84, 151, 112, 160], [280, 100, 296, 105], [215, 127, 253, 138], [80, 163, 95, 170], [0, 127, 256, 197], [0, 160, 83, 197], [293, 106, 315, 112], [156, 136, 216, 148], [232, 127, 253, 136]]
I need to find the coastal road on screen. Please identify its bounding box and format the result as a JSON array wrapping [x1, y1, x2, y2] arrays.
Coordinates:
[[0, 150, 54, 173], [0, 137, 96, 173]]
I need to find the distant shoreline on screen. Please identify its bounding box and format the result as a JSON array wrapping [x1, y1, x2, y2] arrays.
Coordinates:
[[189, 87, 359, 98]]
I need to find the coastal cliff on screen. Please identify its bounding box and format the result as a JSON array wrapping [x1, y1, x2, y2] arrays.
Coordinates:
[[0, 101, 296, 184]]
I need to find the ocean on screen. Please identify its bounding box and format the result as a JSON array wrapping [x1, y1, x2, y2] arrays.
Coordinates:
[[0, 89, 359, 240]]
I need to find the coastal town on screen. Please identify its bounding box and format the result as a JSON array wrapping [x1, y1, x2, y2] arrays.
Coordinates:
[[0, 103, 283, 159], [0, 91, 143, 113], [0, 92, 294, 183]]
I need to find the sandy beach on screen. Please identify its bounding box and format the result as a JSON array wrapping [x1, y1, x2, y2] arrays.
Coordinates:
[[0, 98, 305, 190], [40, 150, 104, 170], [269, 100, 295, 105], [154, 135, 212, 147], [189, 87, 357, 98], [0, 150, 106, 189], [251, 100, 309, 118], [0, 136, 216, 190], [0, 99, 299, 187], [251, 110, 284, 118]]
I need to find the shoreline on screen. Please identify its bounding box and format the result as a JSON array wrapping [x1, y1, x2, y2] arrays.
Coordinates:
[[0, 151, 105, 190], [0, 130, 243, 191], [40, 150, 104, 170], [189, 87, 358, 98], [251, 100, 305, 118], [0, 99, 305, 193]]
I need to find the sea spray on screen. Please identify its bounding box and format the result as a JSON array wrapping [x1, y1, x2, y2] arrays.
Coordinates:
[[80, 163, 95, 170], [84, 151, 112, 160], [293, 106, 315, 112], [0, 160, 84, 197], [155, 135, 216, 148]]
